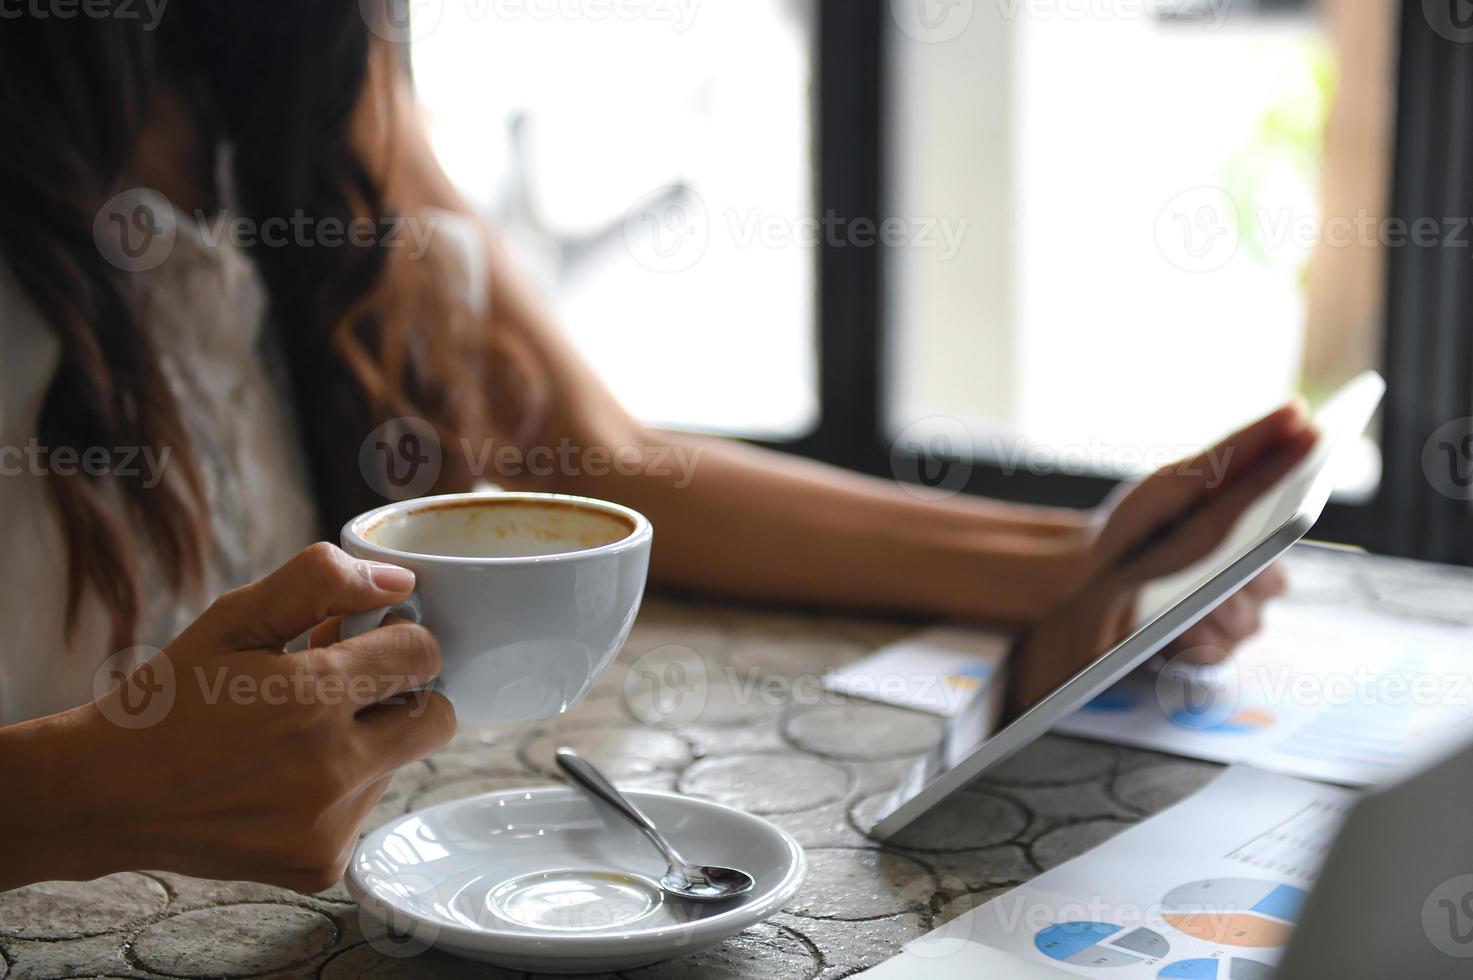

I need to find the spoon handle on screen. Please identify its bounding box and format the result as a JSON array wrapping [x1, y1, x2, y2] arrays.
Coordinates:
[[555, 748, 689, 869]]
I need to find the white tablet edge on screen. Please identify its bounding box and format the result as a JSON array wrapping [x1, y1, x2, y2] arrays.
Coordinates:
[[870, 372, 1385, 839]]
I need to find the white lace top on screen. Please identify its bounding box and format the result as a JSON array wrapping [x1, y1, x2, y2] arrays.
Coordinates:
[[0, 193, 320, 724], [0, 191, 488, 724]]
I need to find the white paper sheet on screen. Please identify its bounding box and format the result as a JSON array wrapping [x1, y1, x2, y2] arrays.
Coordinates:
[[898, 767, 1357, 979], [1056, 604, 1473, 786], [822, 625, 1012, 718]]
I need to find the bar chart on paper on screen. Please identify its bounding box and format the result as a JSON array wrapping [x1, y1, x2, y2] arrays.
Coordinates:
[[1056, 603, 1473, 785]]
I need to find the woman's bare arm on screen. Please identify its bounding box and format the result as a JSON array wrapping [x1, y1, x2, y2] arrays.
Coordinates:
[[352, 54, 1093, 626], [352, 51, 1303, 648]]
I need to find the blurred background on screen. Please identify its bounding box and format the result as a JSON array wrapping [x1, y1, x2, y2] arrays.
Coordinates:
[[407, 0, 1473, 563]]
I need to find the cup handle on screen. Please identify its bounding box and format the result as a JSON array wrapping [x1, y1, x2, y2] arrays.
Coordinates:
[[340, 592, 425, 641]]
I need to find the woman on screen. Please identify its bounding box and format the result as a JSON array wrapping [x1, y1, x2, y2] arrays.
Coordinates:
[[0, 3, 1310, 892]]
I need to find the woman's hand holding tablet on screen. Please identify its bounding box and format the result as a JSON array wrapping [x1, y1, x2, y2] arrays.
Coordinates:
[[1009, 404, 1319, 713]]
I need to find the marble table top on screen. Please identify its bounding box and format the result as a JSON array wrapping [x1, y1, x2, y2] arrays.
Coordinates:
[[3, 545, 1470, 979]]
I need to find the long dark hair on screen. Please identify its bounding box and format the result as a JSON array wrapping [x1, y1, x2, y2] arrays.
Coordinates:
[[0, 2, 491, 652]]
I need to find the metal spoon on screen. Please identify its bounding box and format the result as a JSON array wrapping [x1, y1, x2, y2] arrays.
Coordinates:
[[555, 747, 756, 902]]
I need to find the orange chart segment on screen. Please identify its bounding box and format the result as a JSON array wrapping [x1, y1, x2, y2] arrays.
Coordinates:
[[1160, 878, 1306, 948], [1161, 913, 1292, 948]]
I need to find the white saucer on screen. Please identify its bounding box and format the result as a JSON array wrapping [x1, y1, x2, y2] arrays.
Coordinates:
[[348, 787, 807, 974]]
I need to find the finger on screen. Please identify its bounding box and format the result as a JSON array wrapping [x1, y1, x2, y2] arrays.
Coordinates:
[[308, 618, 342, 650], [356, 691, 458, 772], [1171, 428, 1316, 555], [1203, 593, 1261, 644], [307, 612, 413, 651], [1167, 400, 1310, 490], [1242, 563, 1289, 601], [1167, 639, 1232, 664], [323, 620, 442, 708], [1097, 404, 1311, 564], [1127, 428, 1316, 581], [1164, 624, 1233, 663], [210, 543, 416, 650]]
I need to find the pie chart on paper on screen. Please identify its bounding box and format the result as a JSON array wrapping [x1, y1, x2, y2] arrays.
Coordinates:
[[1168, 706, 1276, 734], [1159, 958, 1274, 980], [1034, 922, 1171, 968], [1160, 878, 1306, 947]]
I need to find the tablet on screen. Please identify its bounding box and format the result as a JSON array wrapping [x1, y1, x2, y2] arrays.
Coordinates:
[[870, 372, 1386, 839]]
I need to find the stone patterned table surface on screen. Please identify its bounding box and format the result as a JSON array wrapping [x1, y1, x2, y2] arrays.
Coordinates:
[[4, 546, 1471, 979]]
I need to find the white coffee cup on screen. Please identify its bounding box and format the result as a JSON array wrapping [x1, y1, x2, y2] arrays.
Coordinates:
[[340, 491, 652, 724]]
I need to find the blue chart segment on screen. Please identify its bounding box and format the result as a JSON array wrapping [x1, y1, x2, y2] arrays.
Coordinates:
[[1081, 689, 1277, 736], [1084, 691, 1144, 713], [1159, 957, 1274, 980], [1035, 922, 1171, 968]]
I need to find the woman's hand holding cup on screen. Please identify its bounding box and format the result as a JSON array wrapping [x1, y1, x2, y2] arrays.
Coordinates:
[[5, 543, 455, 893]]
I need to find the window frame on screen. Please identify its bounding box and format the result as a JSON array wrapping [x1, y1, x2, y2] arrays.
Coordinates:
[[765, 0, 1473, 562]]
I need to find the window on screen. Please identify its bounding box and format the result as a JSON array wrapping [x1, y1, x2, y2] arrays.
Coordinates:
[[886, 0, 1397, 499], [415, 1, 1473, 562], [412, 0, 818, 438]]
